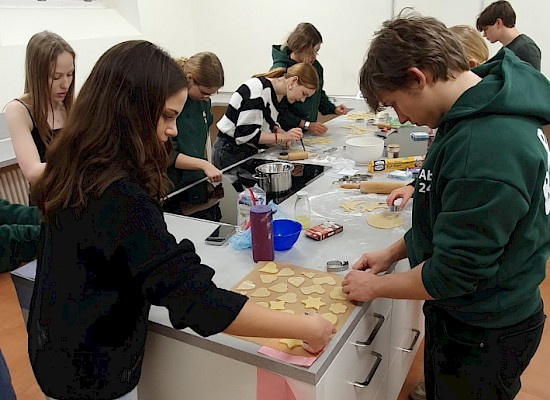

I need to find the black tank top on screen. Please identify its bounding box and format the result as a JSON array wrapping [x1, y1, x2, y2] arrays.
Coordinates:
[[13, 99, 61, 162]]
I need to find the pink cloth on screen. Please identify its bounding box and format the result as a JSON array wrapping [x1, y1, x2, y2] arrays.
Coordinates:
[[258, 346, 318, 367], [257, 369, 297, 400]]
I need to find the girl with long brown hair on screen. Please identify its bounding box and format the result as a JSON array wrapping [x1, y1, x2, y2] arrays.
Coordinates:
[[29, 40, 333, 400], [4, 31, 75, 188]]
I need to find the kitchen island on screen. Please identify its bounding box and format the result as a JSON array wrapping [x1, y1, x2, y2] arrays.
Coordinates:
[[139, 102, 427, 400]]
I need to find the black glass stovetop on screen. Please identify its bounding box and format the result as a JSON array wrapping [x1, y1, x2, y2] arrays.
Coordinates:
[[162, 158, 328, 225]]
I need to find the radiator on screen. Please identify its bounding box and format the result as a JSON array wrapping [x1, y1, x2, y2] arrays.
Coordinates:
[[0, 165, 29, 205]]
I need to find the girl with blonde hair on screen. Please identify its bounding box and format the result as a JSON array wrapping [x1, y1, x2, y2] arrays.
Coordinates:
[[169, 52, 224, 190], [4, 31, 75, 188], [449, 25, 489, 67], [212, 62, 318, 169]]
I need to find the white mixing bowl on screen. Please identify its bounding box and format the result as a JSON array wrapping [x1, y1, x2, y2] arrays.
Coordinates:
[[345, 136, 384, 165]]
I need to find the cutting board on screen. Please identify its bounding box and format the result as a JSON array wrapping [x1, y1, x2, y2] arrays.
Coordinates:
[[230, 261, 355, 358]]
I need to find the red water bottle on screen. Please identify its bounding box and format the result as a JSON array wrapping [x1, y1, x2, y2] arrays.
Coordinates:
[[250, 205, 274, 262]]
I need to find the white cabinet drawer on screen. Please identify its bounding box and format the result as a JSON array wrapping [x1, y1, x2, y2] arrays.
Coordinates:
[[321, 298, 392, 400]]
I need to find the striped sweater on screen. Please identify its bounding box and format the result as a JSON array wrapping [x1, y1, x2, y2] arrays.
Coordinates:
[[217, 76, 279, 146]]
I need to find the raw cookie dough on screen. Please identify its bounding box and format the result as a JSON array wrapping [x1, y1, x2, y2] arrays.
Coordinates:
[[259, 262, 279, 274], [250, 288, 271, 297], [269, 300, 286, 310], [313, 276, 337, 286], [321, 313, 338, 325], [288, 277, 305, 287], [277, 267, 295, 277], [329, 287, 348, 301], [236, 280, 256, 290], [329, 303, 348, 314], [257, 302, 269, 308], [268, 283, 288, 293], [366, 211, 404, 229], [277, 292, 298, 303], [260, 274, 278, 283], [301, 285, 326, 295], [302, 271, 316, 279], [301, 296, 326, 310], [279, 338, 303, 349]]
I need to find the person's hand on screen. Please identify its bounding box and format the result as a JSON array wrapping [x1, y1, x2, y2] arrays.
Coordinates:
[[352, 248, 394, 274], [282, 127, 303, 142], [301, 314, 336, 354], [386, 185, 415, 209], [342, 269, 380, 302], [308, 122, 328, 135], [334, 104, 349, 115], [202, 162, 223, 183]]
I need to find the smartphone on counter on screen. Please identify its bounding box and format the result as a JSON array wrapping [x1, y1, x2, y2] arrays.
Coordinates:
[[205, 224, 236, 246]]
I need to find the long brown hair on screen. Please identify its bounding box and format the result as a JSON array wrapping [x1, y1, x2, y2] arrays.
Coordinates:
[[24, 31, 75, 146], [34, 40, 188, 221], [255, 63, 319, 90], [175, 52, 224, 88], [282, 22, 323, 55]]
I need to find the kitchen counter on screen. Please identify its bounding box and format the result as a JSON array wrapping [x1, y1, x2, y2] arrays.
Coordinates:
[[11, 104, 426, 400]]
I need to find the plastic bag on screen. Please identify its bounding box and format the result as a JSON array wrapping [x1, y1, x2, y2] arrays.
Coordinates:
[[229, 201, 288, 250], [236, 184, 266, 230]]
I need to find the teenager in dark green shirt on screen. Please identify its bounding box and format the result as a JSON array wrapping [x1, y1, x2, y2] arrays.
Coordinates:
[[343, 14, 549, 400], [0, 199, 39, 272], [168, 52, 224, 191], [271, 22, 348, 134]]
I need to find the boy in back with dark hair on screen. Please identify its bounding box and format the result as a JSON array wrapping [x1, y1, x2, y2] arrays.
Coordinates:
[[476, 0, 541, 70]]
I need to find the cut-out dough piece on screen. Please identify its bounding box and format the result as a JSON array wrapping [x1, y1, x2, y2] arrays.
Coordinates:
[[260, 274, 278, 284], [236, 280, 256, 290], [277, 292, 298, 303], [288, 277, 305, 287], [329, 303, 348, 314], [281, 309, 295, 314], [321, 313, 338, 325], [302, 271, 316, 279], [313, 276, 337, 286], [277, 267, 295, 277], [269, 283, 288, 293], [301, 285, 326, 295], [259, 262, 279, 274], [257, 302, 269, 308], [269, 300, 286, 310], [366, 212, 404, 229], [329, 287, 348, 300], [364, 201, 388, 212], [301, 296, 326, 310], [279, 338, 303, 349], [250, 288, 271, 298]]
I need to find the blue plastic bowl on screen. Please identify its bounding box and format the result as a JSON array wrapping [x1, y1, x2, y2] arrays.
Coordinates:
[[272, 219, 302, 251]]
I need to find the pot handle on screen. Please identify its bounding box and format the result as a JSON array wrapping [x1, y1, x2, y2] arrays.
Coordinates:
[[252, 174, 271, 184]]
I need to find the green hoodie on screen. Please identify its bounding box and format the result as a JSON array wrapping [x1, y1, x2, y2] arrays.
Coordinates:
[[0, 199, 40, 272], [404, 49, 550, 328], [271, 45, 336, 130]]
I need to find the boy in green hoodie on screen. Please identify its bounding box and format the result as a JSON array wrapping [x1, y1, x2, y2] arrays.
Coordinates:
[[342, 14, 549, 400], [0, 199, 40, 272], [271, 22, 348, 134]]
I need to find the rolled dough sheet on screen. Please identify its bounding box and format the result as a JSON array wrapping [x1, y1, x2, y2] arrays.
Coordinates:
[[367, 211, 404, 229]]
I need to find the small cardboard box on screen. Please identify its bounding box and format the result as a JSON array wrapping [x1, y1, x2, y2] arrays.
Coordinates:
[[368, 156, 425, 173], [305, 221, 344, 241]]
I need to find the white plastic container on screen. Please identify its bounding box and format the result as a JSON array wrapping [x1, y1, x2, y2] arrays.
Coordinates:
[[345, 136, 384, 165]]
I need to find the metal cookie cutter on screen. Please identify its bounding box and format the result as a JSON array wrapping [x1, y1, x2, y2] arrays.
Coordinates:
[[326, 260, 349, 272]]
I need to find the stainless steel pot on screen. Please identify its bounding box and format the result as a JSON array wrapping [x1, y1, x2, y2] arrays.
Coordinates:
[[253, 162, 294, 193]]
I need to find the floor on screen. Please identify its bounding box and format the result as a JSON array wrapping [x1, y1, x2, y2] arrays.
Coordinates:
[[397, 259, 550, 400]]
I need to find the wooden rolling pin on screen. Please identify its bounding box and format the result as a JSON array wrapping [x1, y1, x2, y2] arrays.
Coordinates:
[[277, 151, 317, 161], [340, 180, 406, 194]]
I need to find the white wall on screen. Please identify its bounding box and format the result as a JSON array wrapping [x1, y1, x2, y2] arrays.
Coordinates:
[[0, 0, 548, 109]]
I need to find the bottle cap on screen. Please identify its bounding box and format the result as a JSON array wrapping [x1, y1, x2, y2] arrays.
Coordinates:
[[250, 204, 272, 214], [296, 190, 309, 197]]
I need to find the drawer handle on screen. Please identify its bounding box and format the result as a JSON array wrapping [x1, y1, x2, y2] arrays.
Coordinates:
[[354, 313, 385, 347], [398, 328, 421, 353], [353, 351, 383, 388]]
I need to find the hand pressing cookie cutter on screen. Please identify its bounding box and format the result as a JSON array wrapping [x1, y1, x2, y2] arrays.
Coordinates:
[[326, 260, 349, 272]]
